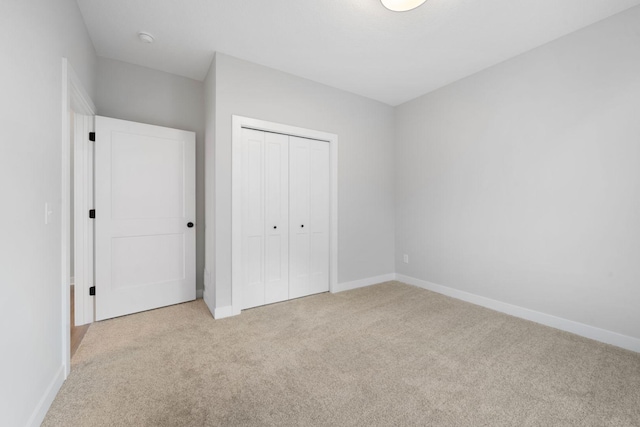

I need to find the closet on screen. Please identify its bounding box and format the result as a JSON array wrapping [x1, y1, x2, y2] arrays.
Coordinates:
[[239, 128, 330, 310]]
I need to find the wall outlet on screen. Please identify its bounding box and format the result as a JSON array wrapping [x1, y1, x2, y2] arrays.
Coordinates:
[[44, 202, 53, 225], [204, 269, 211, 289], [403, 254, 409, 264]]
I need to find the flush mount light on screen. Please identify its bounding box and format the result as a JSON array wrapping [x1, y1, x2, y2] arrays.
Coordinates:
[[381, 0, 427, 12], [138, 32, 155, 43]]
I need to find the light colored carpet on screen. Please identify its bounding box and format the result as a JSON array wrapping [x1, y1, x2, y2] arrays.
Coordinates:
[[43, 282, 640, 426]]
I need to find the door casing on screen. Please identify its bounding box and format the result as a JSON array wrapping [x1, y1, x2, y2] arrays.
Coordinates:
[[62, 58, 96, 377], [73, 112, 95, 327]]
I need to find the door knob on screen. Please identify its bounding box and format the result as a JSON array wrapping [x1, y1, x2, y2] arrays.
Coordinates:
[[187, 222, 194, 228]]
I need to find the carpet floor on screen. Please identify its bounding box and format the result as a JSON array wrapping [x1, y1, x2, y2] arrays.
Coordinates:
[[43, 282, 640, 426]]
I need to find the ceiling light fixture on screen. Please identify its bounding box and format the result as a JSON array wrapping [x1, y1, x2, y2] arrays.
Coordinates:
[[381, 0, 427, 12], [138, 32, 155, 43]]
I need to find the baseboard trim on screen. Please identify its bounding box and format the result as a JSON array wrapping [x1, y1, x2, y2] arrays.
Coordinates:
[[26, 364, 65, 427], [396, 274, 640, 353], [334, 273, 397, 293], [213, 305, 241, 319]]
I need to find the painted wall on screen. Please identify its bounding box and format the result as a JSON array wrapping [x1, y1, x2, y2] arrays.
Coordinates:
[[395, 6, 640, 340], [0, 0, 97, 425], [207, 53, 396, 309], [96, 57, 206, 293], [203, 55, 216, 309]]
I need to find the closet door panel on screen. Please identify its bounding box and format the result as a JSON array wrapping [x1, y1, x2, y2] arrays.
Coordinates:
[[241, 129, 266, 309], [289, 137, 311, 299], [308, 140, 330, 295], [264, 132, 289, 304], [239, 129, 330, 310]]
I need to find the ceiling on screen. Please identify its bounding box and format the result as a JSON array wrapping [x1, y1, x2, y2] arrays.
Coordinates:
[[76, 0, 640, 106]]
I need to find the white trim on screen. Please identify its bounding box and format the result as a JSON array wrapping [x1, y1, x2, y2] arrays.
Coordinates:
[[73, 113, 95, 327], [214, 305, 242, 319], [397, 274, 640, 353], [334, 273, 397, 293], [62, 58, 95, 380], [26, 365, 65, 427], [230, 115, 338, 317], [67, 63, 95, 114]]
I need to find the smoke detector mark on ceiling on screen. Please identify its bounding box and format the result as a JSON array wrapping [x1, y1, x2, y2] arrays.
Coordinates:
[[138, 32, 154, 44]]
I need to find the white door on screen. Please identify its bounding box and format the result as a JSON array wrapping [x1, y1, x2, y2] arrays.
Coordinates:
[[240, 129, 289, 309], [95, 116, 196, 321], [264, 132, 290, 304], [289, 136, 330, 299]]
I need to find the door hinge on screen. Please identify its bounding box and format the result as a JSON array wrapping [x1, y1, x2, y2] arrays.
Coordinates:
[[89, 132, 95, 142], [89, 209, 95, 219], [89, 286, 96, 296]]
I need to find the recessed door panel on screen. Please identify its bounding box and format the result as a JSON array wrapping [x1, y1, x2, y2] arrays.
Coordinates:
[[112, 234, 185, 289], [308, 140, 330, 295], [111, 133, 184, 219], [243, 235, 265, 309], [289, 138, 310, 299]]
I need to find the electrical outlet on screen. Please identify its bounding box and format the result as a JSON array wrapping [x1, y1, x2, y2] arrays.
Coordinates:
[[44, 202, 53, 225], [403, 254, 409, 264]]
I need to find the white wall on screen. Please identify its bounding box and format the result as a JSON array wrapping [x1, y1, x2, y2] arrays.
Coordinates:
[[395, 6, 640, 341], [203, 55, 216, 309], [206, 53, 396, 309], [96, 57, 206, 293], [0, 0, 97, 425]]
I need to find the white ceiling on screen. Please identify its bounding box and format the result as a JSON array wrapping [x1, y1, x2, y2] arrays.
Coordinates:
[[76, 0, 640, 106]]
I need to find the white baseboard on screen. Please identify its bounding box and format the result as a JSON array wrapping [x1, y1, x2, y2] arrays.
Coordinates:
[[26, 364, 65, 427], [202, 268, 639, 352], [213, 305, 241, 319], [334, 273, 397, 293], [396, 274, 640, 353]]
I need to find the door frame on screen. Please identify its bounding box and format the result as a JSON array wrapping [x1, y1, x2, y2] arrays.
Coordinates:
[[61, 58, 95, 377], [231, 116, 338, 316], [73, 112, 95, 327]]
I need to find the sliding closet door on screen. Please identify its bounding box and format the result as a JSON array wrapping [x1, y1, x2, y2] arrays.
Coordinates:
[[240, 129, 289, 309], [289, 136, 330, 299]]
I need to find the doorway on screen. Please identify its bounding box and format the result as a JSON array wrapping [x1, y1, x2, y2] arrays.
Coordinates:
[[62, 58, 96, 375], [69, 109, 92, 357]]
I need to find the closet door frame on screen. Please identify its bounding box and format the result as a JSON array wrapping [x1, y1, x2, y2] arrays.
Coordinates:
[[231, 115, 338, 316]]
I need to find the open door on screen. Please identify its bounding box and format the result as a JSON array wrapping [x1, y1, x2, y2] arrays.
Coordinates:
[[94, 116, 196, 321]]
